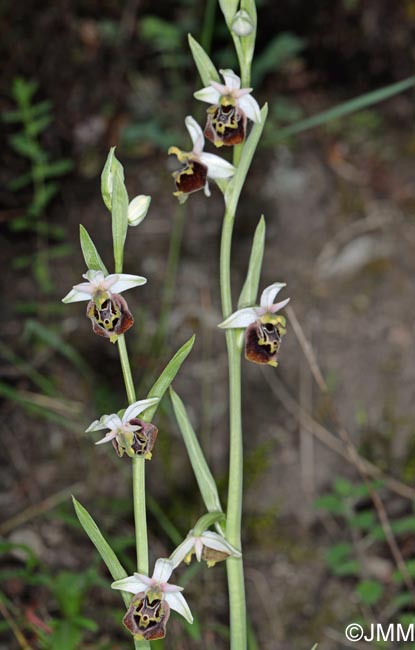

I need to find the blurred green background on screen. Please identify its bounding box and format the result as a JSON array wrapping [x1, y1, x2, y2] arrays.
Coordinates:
[[1, 1, 414, 649]]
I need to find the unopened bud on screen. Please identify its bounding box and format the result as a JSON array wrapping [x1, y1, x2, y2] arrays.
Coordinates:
[[231, 10, 254, 37], [128, 195, 151, 226]]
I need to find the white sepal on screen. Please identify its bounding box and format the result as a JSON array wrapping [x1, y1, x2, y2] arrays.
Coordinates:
[[220, 68, 241, 90], [193, 86, 221, 104], [108, 274, 147, 293], [218, 307, 258, 329], [111, 574, 150, 594], [169, 537, 195, 569], [185, 116, 205, 155], [238, 93, 261, 123], [164, 591, 193, 624], [86, 413, 122, 433], [201, 531, 241, 557], [95, 430, 118, 445], [122, 397, 159, 424], [199, 152, 236, 179], [260, 282, 286, 310], [62, 288, 92, 304], [152, 558, 175, 585]]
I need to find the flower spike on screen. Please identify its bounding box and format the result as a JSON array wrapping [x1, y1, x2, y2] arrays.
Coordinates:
[[168, 116, 235, 203], [112, 558, 193, 640], [194, 68, 261, 147], [62, 270, 147, 342], [219, 282, 290, 367], [86, 397, 159, 459]]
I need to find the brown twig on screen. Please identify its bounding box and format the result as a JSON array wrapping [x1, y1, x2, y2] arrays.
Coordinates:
[[285, 304, 415, 598], [0, 597, 33, 650]]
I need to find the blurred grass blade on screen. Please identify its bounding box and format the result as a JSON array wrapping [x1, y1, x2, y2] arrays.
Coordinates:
[[111, 157, 129, 273], [275, 75, 415, 141], [142, 335, 196, 422], [79, 225, 108, 274], [72, 497, 131, 607], [238, 215, 265, 309], [188, 34, 220, 86], [0, 342, 57, 397], [226, 103, 268, 213], [23, 319, 91, 376], [170, 387, 222, 513], [147, 495, 182, 546]]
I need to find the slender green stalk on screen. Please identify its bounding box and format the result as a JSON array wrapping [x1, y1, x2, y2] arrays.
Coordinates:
[[221, 203, 246, 649], [117, 334, 150, 650]]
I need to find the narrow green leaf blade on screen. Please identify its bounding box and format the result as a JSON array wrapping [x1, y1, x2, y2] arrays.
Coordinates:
[[79, 224, 108, 274], [238, 215, 265, 309], [170, 387, 222, 513], [226, 103, 268, 214], [111, 157, 129, 273], [72, 497, 131, 606], [188, 34, 220, 86], [218, 0, 239, 25], [142, 335, 196, 422], [274, 75, 415, 142]]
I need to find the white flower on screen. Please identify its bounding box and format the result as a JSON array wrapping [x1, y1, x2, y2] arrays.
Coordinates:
[[86, 397, 159, 459], [218, 282, 290, 329], [170, 530, 241, 568], [128, 195, 151, 227], [62, 269, 147, 305], [168, 116, 235, 203], [194, 68, 261, 129], [112, 558, 193, 625]]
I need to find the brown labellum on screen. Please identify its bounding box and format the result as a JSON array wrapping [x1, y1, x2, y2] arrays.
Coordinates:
[[123, 592, 170, 641], [112, 418, 158, 459], [245, 319, 283, 367], [204, 103, 247, 147], [86, 293, 133, 340], [173, 158, 208, 196]]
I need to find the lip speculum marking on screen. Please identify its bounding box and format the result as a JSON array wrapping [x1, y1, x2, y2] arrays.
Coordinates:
[[123, 592, 170, 641], [204, 97, 247, 147], [86, 293, 134, 342], [245, 315, 287, 367]]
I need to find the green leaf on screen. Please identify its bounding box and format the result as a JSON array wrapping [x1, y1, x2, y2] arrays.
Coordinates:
[[193, 511, 226, 537], [238, 215, 265, 309], [333, 477, 353, 497], [111, 156, 129, 273], [218, 0, 239, 25], [79, 224, 108, 274], [72, 497, 131, 606], [225, 103, 268, 214], [332, 560, 360, 577], [142, 335, 196, 422], [26, 113, 52, 136], [356, 579, 383, 605], [393, 560, 415, 583], [274, 75, 415, 142], [349, 510, 375, 530], [8, 172, 33, 191], [9, 133, 42, 160], [314, 494, 345, 515], [42, 159, 73, 178], [188, 34, 220, 86], [170, 387, 222, 514], [325, 542, 353, 571]]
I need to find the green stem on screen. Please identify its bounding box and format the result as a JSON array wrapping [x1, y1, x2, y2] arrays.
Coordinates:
[[117, 335, 150, 650], [221, 205, 247, 650]]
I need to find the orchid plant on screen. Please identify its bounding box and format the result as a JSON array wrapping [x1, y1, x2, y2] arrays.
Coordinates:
[[62, 2, 290, 649]]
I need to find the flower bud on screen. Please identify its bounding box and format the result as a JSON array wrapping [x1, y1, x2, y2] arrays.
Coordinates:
[[128, 195, 151, 226], [231, 10, 254, 37]]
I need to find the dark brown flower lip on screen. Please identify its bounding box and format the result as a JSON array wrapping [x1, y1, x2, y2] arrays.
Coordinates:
[[86, 292, 134, 343], [245, 318, 286, 367], [204, 103, 247, 147], [172, 158, 208, 199], [123, 592, 170, 641]]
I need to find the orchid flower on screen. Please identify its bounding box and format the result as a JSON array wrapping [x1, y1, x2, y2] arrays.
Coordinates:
[[168, 116, 235, 203], [112, 558, 193, 640], [170, 529, 241, 568], [86, 397, 159, 459], [62, 270, 147, 341], [194, 68, 261, 147], [219, 282, 290, 367]]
